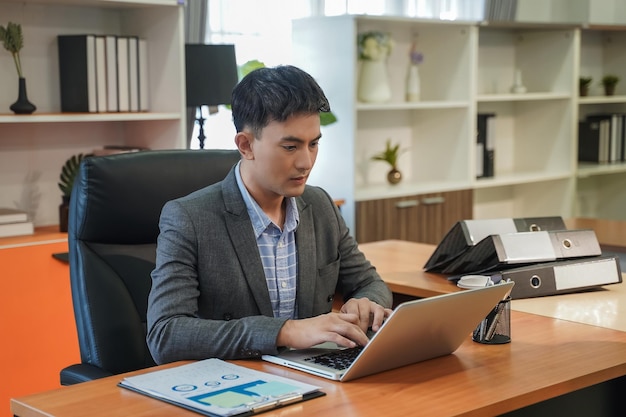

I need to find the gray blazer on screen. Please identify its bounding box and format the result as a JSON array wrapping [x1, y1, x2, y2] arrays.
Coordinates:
[[147, 167, 392, 364]]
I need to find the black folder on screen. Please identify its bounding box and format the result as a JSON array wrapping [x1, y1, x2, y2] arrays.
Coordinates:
[[441, 229, 602, 275], [424, 216, 567, 272]]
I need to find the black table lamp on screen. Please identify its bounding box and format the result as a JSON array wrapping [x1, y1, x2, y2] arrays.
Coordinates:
[[185, 44, 238, 149]]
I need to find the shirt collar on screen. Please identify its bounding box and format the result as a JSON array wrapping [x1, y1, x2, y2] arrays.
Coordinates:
[[235, 161, 299, 237]]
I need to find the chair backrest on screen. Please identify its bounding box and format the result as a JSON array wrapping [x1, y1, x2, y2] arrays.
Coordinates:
[[67, 149, 240, 376]]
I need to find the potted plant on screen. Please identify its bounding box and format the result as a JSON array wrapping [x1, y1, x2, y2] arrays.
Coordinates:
[[371, 139, 406, 185], [601, 74, 619, 96], [58, 153, 88, 232], [579, 76, 592, 97], [0, 21, 36, 113], [357, 31, 394, 103]]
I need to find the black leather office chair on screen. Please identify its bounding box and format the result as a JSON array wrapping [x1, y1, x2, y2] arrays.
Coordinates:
[[59, 149, 241, 385]]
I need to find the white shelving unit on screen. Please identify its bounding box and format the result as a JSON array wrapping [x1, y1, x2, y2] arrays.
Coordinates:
[[0, 0, 185, 226], [474, 24, 578, 219], [293, 15, 475, 232], [293, 16, 584, 233], [576, 26, 626, 220]]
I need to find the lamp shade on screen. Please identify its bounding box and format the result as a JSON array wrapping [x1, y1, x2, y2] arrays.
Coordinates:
[[185, 44, 238, 107]]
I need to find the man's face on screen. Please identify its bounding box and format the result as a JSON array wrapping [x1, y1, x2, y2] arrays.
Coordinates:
[[245, 113, 321, 201]]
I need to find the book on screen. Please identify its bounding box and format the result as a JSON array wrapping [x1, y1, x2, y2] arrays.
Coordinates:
[[94, 35, 108, 112], [424, 216, 567, 272], [585, 113, 626, 163], [105, 35, 118, 112], [0, 221, 34, 238], [117, 36, 130, 112], [128, 36, 139, 112], [57, 34, 98, 113], [118, 359, 324, 417], [0, 208, 28, 224], [490, 255, 622, 299], [578, 119, 603, 163], [138, 38, 149, 111], [476, 113, 495, 178]]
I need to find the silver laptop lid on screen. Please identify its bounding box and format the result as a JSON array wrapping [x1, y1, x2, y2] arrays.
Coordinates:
[[263, 282, 514, 382]]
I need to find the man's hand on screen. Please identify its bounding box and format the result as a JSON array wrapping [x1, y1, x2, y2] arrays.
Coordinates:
[[276, 299, 393, 350], [277, 312, 369, 349], [340, 297, 393, 333]]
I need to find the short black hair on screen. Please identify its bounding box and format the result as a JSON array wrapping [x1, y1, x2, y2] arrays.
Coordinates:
[[231, 65, 330, 135]]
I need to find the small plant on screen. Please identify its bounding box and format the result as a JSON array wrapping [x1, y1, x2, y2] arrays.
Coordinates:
[[579, 76, 592, 96], [371, 139, 405, 169], [601, 74, 619, 87], [0, 21, 24, 77], [601, 74, 620, 96], [579, 76, 592, 89], [58, 154, 88, 198]]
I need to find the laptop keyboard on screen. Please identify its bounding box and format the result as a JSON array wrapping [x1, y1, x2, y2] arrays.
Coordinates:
[[303, 346, 364, 370]]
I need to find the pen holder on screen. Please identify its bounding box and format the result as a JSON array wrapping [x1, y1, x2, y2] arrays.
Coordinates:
[[472, 296, 511, 344]]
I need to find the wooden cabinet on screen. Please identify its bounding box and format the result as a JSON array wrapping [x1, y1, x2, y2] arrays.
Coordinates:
[[356, 189, 473, 244], [0, 0, 185, 226]]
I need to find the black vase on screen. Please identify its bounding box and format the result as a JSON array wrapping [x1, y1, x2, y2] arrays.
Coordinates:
[[10, 77, 37, 114]]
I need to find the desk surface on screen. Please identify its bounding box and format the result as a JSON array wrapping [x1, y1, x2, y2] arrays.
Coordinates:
[[11, 310, 626, 417], [360, 239, 626, 332]]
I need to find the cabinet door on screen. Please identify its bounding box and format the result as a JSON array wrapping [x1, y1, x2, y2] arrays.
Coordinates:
[[356, 189, 473, 244]]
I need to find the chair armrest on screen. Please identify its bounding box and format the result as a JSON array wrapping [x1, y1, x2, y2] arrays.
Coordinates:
[[60, 363, 114, 386]]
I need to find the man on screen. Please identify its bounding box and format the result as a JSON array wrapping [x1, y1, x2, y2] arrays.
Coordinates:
[[147, 65, 392, 364]]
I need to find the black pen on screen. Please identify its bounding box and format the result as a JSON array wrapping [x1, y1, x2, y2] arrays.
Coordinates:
[[485, 300, 507, 341]]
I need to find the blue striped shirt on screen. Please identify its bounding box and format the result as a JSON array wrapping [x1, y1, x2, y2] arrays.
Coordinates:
[[235, 162, 299, 319]]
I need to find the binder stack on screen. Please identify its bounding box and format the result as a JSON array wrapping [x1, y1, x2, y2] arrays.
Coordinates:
[[58, 34, 149, 113], [426, 216, 622, 299]]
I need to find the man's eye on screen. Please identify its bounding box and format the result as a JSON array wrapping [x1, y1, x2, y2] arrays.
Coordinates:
[[310, 141, 319, 148], [283, 145, 296, 151]]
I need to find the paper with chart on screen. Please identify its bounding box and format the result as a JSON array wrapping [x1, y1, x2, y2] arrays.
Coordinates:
[[119, 358, 323, 416]]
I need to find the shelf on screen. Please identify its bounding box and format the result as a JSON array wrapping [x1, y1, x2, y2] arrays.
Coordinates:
[[0, 112, 182, 124], [473, 171, 572, 189], [0, 0, 185, 227], [578, 95, 626, 105], [357, 101, 470, 111], [577, 162, 626, 178], [477, 92, 571, 102]]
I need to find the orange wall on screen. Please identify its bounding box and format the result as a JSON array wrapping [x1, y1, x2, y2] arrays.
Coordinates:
[[0, 238, 79, 417]]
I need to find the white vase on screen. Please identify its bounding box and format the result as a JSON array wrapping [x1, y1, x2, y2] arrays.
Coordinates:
[[510, 69, 527, 94], [357, 59, 392, 103], [405, 64, 421, 102]]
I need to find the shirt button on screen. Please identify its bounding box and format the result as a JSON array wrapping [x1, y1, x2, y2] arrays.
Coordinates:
[[281, 282, 287, 288]]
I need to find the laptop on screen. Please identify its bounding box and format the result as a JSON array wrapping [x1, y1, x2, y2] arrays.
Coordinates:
[[262, 282, 514, 382]]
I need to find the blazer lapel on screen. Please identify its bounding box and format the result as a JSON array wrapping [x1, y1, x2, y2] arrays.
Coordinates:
[[221, 169, 274, 317], [295, 196, 316, 317]]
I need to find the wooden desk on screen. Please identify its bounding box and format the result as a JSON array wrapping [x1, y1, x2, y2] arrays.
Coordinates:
[[359, 239, 626, 332], [11, 310, 626, 417], [359, 239, 460, 298]]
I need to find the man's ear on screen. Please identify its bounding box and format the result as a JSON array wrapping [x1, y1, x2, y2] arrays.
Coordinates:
[[235, 131, 254, 160]]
